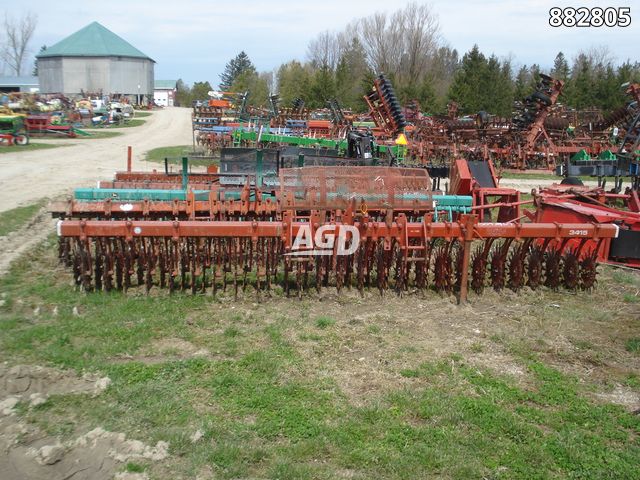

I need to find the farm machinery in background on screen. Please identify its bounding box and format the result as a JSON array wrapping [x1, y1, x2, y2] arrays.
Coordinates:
[[0, 115, 29, 146], [402, 76, 638, 171]]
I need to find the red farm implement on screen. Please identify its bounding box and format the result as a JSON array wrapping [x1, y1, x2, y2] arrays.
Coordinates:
[[53, 156, 619, 300], [25, 115, 78, 138], [532, 185, 640, 268]]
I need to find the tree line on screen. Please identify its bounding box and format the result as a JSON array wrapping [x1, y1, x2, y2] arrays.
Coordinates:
[[178, 2, 639, 116]]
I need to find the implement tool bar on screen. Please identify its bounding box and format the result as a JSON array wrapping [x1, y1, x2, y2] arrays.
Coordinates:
[[58, 219, 618, 242]]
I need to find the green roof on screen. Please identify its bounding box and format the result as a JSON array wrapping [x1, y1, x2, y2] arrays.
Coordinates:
[[155, 80, 177, 89], [37, 22, 153, 61]]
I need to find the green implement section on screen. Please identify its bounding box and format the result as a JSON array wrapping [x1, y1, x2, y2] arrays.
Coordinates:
[[571, 149, 590, 161], [233, 130, 404, 157], [74, 188, 473, 213], [75, 188, 212, 201], [235, 130, 344, 149], [72, 127, 91, 136], [598, 150, 617, 161]]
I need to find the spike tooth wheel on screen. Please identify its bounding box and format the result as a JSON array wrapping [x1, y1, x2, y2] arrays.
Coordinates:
[[315, 255, 324, 294], [79, 240, 93, 292], [433, 242, 452, 293], [490, 240, 510, 291], [544, 248, 562, 291], [355, 241, 367, 296], [394, 243, 407, 295], [364, 239, 376, 289], [507, 242, 527, 292], [579, 249, 598, 290], [562, 249, 580, 291], [471, 241, 491, 294], [526, 245, 544, 290], [210, 239, 219, 296], [376, 241, 392, 296], [101, 240, 112, 292], [94, 239, 103, 291], [168, 239, 177, 294], [158, 239, 167, 289], [115, 241, 123, 291], [72, 239, 82, 287]]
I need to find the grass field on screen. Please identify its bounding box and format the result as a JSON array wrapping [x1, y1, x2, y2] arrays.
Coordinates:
[[145, 145, 215, 168], [0, 232, 638, 479], [0, 143, 65, 155], [80, 130, 124, 139], [85, 119, 146, 131], [0, 201, 46, 237]]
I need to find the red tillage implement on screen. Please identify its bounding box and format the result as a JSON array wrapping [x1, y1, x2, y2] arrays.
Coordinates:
[[56, 213, 617, 300]]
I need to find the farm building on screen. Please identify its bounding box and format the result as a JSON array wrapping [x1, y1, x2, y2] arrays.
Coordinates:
[[37, 21, 154, 102], [154, 80, 177, 107], [0, 76, 39, 93]]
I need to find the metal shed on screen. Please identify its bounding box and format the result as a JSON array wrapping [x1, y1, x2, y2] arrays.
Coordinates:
[[37, 22, 154, 101]]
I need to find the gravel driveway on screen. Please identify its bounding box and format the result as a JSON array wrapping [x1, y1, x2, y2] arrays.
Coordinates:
[[0, 107, 193, 213]]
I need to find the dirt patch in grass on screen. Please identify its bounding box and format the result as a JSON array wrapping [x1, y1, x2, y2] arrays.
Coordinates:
[[0, 363, 169, 480], [0, 423, 168, 480], [113, 337, 211, 364], [0, 363, 110, 411]]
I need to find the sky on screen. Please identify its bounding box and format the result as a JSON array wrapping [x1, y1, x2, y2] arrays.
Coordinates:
[[7, 0, 640, 85]]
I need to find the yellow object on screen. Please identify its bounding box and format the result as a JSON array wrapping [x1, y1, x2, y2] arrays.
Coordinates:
[[395, 133, 408, 145]]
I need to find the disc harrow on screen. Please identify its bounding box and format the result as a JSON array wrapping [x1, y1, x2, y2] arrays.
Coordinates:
[[56, 216, 617, 301]]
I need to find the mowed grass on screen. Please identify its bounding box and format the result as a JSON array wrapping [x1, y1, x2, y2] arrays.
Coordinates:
[[0, 200, 45, 236], [145, 145, 193, 163], [0, 143, 65, 154], [145, 145, 215, 168], [86, 119, 146, 131], [0, 240, 639, 479], [80, 130, 123, 139]]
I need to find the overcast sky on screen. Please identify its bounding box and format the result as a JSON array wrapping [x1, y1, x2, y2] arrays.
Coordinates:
[[13, 0, 640, 85]]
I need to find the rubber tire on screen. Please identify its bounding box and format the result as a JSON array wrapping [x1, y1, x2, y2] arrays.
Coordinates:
[[531, 91, 552, 106], [560, 176, 584, 186], [14, 135, 29, 145]]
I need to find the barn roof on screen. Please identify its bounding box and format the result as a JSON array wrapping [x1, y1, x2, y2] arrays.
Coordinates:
[[37, 22, 154, 61]]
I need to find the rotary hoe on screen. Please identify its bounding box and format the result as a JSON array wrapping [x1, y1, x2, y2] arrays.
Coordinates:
[[52, 161, 617, 300]]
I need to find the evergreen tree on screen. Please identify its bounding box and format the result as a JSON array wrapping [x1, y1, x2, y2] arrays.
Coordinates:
[[551, 52, 570, 82], [528, 64, 541, 91], [447, 45, 488, 113], [447, 46, 513, 115], [418, 76, 438, 113], [219, 51, 256, 90], [334, 38, 371, 111], [309, 64, 336, 109], [32, 45, 46, 76], [570, 54, 594, 108], [513, 65, 530, 101]]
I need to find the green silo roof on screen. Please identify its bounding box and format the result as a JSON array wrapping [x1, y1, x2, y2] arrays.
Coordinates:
[[37, 21, 154, 61]]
